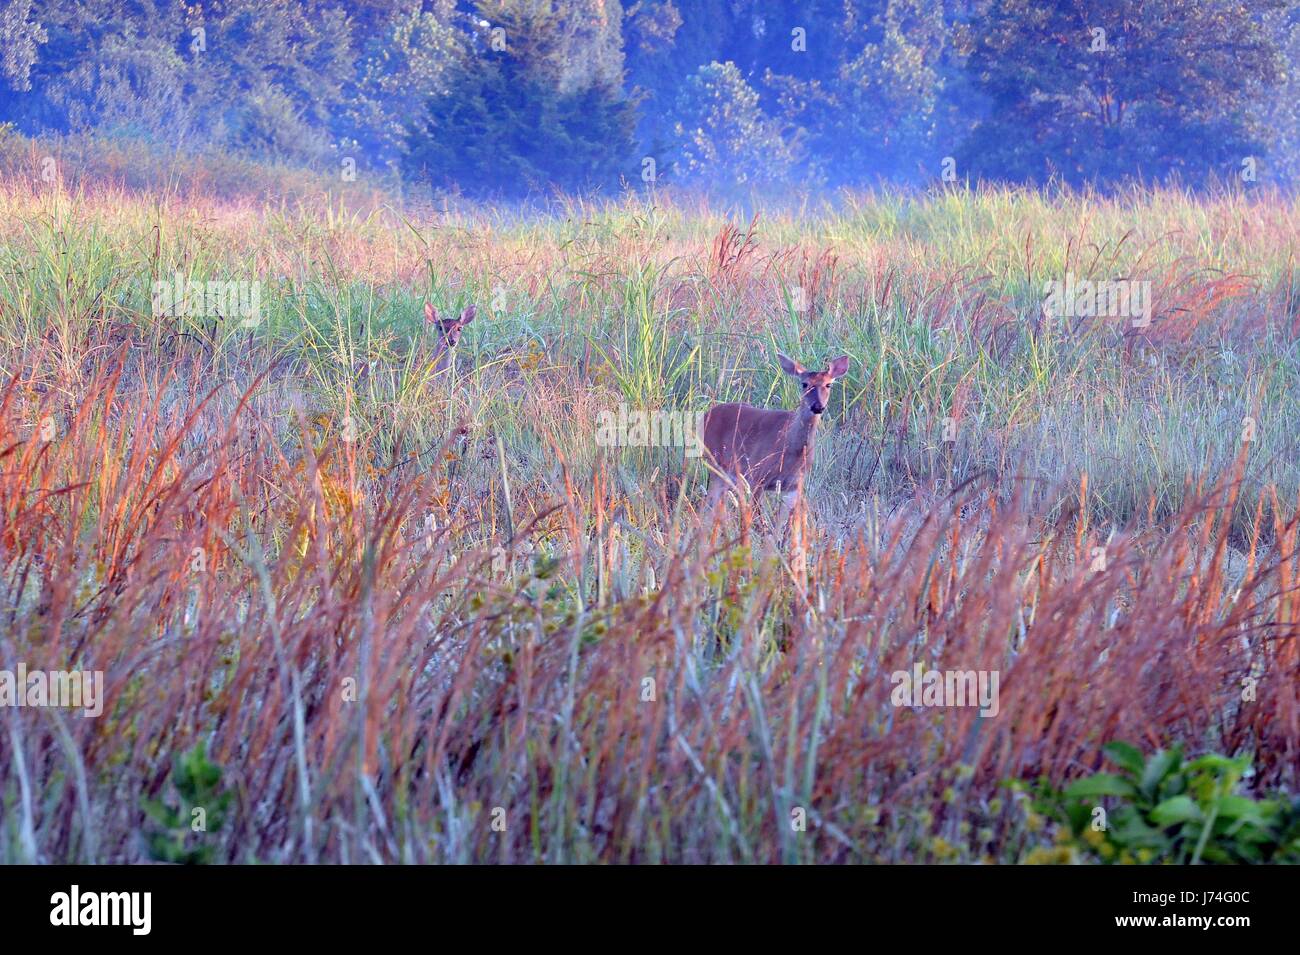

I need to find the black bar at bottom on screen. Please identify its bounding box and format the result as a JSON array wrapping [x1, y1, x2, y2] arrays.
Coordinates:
[[0, 864, 1282, 942]]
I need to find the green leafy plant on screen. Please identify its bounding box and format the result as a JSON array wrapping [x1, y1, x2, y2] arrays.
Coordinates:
[[1032, 742, 1300, 864], [142, 743, 233, 865]]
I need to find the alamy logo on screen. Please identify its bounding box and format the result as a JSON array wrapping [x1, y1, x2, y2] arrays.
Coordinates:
[[595, 405, 706, 458], [50, 886, 151, 935], [0, 664, 104, 717], [152, 273, 261, 325], [1043, 273, 1151, 327], [890, 663, 1000, 717]]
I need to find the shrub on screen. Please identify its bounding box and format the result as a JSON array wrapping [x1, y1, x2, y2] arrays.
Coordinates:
[[1031, 742, 1300, 864], [142, 744, 232, 865]]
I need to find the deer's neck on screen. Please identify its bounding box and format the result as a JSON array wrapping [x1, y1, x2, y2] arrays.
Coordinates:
[[784, 405, 820, 455]]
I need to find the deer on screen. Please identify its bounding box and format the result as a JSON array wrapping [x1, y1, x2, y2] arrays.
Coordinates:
[[425, 302, 476, 373], [702, 352, 850, 527]]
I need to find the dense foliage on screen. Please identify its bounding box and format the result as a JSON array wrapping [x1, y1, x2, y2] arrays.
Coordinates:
[[0, 0, 1297, 194]]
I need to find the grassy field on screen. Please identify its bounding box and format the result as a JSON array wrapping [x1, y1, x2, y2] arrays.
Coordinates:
[[1, 173, 1298, 863]]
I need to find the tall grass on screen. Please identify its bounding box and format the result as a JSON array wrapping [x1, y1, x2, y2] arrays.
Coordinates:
[[1, 177, 1297, 862]]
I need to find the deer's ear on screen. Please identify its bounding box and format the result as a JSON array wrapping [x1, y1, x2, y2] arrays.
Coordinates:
[[424, 302, 438, 324], [459, 304, 476, 326], [777, 352, 805, 377], [827, 355, 850, 380]]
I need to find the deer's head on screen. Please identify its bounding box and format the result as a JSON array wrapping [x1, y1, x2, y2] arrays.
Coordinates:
[[425, 302, 476, 353], [777, 352, 850, 416]]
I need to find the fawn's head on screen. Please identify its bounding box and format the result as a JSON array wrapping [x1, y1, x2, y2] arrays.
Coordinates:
[[425, 302, 476, 351], [777, 352, 850, 416]]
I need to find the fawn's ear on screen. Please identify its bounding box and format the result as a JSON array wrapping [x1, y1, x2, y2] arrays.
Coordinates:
[[424, 302, 438, 324], [777, 352, 806, 376], [458, 304, 476, 326], [826, 355, 850, 380]]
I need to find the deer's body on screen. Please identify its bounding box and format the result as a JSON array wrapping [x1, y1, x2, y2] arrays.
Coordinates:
[[702, 353, 850, 521], [703, 402, 820, 494]]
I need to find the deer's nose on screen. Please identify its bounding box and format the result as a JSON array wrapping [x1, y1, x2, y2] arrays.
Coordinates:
[[811, 401, 825, 414]]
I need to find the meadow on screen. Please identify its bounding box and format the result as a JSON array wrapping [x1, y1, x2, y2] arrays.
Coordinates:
[[1, 163, 1298, 863]]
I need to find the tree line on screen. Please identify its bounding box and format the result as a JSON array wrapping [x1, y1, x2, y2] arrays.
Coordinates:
[[0, 0, 1296, 196]]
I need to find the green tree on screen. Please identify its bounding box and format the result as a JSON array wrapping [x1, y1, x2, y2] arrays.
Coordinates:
[[960, 0, 1286, 186], [337, 0, 463, 170], [1258, 5, 1300, 186], [197, 0, 354, 164], [6, 0, 354, 164], [0, 0, 47, 91], [7, 0, 185, 136], [764, 0, 956, 185], [668, 60, 798, 190], [402, 2, 637, 197]]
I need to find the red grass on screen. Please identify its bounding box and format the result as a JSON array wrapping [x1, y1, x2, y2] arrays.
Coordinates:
[[2, 345, 1297, 863]]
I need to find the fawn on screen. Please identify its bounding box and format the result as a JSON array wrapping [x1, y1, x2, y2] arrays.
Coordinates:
[[425, 302, 475, 373], [702, 352, 850, 524]]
